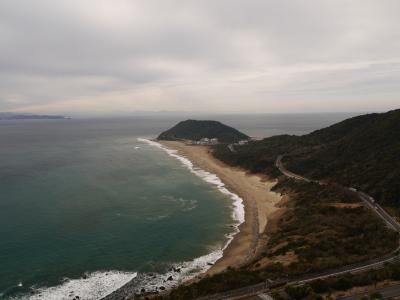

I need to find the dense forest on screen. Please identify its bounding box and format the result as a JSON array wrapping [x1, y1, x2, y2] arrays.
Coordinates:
[[157, 119, 249, 143], [214, 109, 400, 208]]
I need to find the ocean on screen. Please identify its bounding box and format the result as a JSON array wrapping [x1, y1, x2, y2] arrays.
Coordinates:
[[0, 113, 356, 299]]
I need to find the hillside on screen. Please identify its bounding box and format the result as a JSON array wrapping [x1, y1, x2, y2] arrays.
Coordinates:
[[151, 109, 400, 299], [157, 119, 249, 143], [213, 109, 400, 207], [286, 109, 400, 207]]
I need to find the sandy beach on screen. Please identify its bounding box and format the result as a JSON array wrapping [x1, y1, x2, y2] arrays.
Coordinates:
[[159, 141, 282, 276]]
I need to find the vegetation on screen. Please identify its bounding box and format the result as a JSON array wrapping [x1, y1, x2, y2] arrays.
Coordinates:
[[213, 134, 302, 176], [213, 109, 400, 208], [150, 179, 397, 300], [151, 267, 269, 300], [277, 261, 400, 300], [153, 260, 400, 300], [157, 119, 249, 143], [150, 110, 400, 299], [262, 179, 397, 274]]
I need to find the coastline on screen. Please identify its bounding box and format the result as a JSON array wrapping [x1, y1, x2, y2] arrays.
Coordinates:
[[158, 140, 282, 276], [16, 138, 282, 300]]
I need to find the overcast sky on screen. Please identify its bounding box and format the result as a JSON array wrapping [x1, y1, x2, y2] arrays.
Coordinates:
[[0, 0, 399, 115]]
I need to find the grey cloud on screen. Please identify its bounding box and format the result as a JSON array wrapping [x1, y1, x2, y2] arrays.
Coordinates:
[[0, 0, 399, 113]]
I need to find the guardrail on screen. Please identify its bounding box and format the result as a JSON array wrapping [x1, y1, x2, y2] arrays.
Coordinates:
[[196, 282, 268, 300], [194, 253, 400, 300]]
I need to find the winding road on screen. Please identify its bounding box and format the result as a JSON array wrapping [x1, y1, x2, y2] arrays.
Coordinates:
[[275, 155, 400, 232], [196, 155, 400, 300]]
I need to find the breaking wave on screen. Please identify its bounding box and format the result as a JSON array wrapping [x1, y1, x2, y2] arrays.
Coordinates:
[[9, 271, 136, 300], [137, 138, 245, 225], [6, 138, 245, 300]]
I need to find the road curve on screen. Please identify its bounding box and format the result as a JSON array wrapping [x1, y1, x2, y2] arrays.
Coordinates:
[[195, 156, 400, 300], [275, 155, 400, 232]]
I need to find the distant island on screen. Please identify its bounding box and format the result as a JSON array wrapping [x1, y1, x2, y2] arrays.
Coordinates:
[[0, 112, 69, 120], [157, 119, 249, 144]]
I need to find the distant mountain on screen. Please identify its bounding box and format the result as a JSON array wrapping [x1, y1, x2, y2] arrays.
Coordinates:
[[213, 109, 400, 207], [0, 113, 68, 120], [157, 119, 249, 143]]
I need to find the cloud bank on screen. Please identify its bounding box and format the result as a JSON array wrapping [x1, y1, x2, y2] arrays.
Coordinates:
[[1, 0, 399, 114]]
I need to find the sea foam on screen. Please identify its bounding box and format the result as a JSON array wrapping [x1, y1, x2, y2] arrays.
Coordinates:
[[137, 138, 245, 224], [136, 138, 245, 278], [11, 138, 245, 300], [11, 271, 136, 300], [109, 250, 226, 297]]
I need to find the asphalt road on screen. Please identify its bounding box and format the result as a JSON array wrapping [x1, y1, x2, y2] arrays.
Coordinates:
[[240, 283, 400, 300], [244, 293, 274, 300], [275, 155, 400, 233], [196, 156, 400, 300], [338, 284, 400, 300]]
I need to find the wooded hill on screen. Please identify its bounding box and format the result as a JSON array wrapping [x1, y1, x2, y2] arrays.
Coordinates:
[[157, 119, 249, 143], [213, 109, 400, 208]]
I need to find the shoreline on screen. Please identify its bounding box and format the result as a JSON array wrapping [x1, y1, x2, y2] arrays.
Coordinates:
[[29, 138, 282, 300], [158, 140, 282, 277]]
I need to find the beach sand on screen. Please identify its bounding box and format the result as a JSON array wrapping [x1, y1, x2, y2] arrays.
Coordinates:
[[159, 141, 282, 276]]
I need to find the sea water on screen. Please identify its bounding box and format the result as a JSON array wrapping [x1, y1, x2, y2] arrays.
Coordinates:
[[0, 113, 355, 299]]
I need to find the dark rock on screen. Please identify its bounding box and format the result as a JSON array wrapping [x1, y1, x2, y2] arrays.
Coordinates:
[[167, 276, 173, 281]]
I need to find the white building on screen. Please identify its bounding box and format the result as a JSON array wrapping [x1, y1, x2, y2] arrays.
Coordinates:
[[199, 138, 210, 144], [210, 138, 219, 144], [195, 137, 219, 145]]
